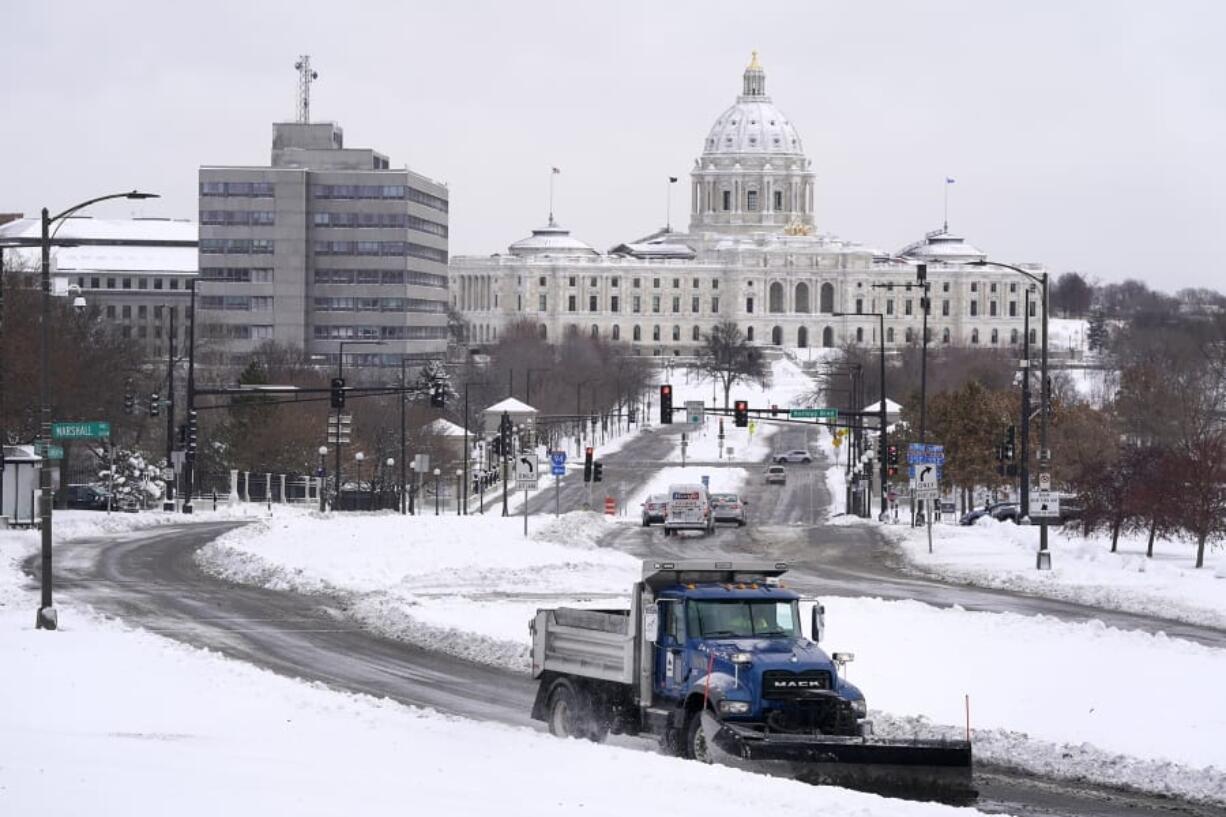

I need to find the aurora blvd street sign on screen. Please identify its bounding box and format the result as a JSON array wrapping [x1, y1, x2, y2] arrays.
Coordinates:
[[789, 408, 838, 420], [51, 421, 111, 440]]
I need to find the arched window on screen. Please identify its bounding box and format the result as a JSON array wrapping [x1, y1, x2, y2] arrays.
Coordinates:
[[672, 325, 681, 342], [1010, 328, 1019, 345], [886, 327, 895, 343], [797, 326, 808, 348], [971, 328, 980, 345], [539, 324, 548, 340], [990, 328, 999, 345], [692, 325, 701, 341], [904, 327, 913, 344], [942, 327, 951, 344], [566, 323, 579, 337], [612, 325, 620, 341], [820, 282, 835, 313], [822, 326, 834, 347], [771, 326, 783, 346], [795, 282, 810, 313], [591, 324, 599, 339], [633, 325, 641, 342], [856, 327, 864, 343], [768, 281, 785, 313], [652, 325, 661, 341], [746, 326, 755, 342], [1029, 328, 1037, 345]]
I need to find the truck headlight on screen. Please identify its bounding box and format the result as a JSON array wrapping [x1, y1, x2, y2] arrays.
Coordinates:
[[719, 700, 751, 715], [849, 698, 867, 718], [729, 652, 753, 665]]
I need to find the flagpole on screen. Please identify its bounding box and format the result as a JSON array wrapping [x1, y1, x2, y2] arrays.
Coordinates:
[[666, 178, 671, 232], [943, 179, 948, 232], [549, 169, 556, 225]]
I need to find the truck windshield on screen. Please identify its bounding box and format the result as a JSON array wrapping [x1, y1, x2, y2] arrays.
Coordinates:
[[689, 600, 800, 639]]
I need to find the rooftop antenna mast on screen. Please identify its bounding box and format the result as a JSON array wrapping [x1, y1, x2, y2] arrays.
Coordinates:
[[294, 55, 318, 124]]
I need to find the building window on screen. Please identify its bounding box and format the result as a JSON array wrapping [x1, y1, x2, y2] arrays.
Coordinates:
[[856, 327, 864, 343], [633, 296, 642, 313], [1011, 328, 1019, 344], [590, 277, 598, 287], [691, 296, 699, 313], [153, 305, 163, 320], [747, 190, 759, 211], [653, 325, 661, 341], [1030, 328, 1037, 344], [672, 296, 680, 313], [538, 276, 547, 286], [672, 278, 680, 289], [990, 282, 997, 293], [692, 326, 701, 341], [904, 299, 913, 316], [943, 281, 950, 293], [746, 296, 754, 314], [672, 325, 681, 342], [591, 325, 599, 339], [589, 295, 598, 312], [611, 296, 620, 313], [1009, 301, 1017, 317], [990, 328, 999, 345], [90, 277, 99, 289], [122, 305, 131, 319], [568, 276, 576, 287], [855, 298, 863, 314], [971, 328, 980, 344], [886, 300, 894, 316], [886, 327, 895, 343], [1029, 301, 1036, 317], [633, 325, 642, 341], [611, 277, 620, 288], [942, 328, 951, 344], [633, 278, 641, 288], [747, 327, 755, 342], [970, 301, 978, 317], [106, 305, 116, 319], [612, 325, 620, 340], [652, 295, 661, 313], [568, 295, 576, 312], [942, 300, 950, 317], [106, 277, 116, 289], [970, 282, 978, 292], [711, 297, 719, 313], [122, 277, 132, 289], [989, 301, 997, 317], [539, 294, 547, 311], [722, 190, 731, 211], [138, 305, 147, 319], [774, 190, 783, 210]]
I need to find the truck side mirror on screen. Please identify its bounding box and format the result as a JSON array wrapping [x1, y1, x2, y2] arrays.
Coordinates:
[[811, 603, 825, 643]]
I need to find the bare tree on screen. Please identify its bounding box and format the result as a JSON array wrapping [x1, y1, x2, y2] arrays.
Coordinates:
[[694, 318, 768, 410]]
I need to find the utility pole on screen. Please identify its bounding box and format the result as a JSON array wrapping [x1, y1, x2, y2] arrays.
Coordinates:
[[1020, 288, 1031, 521], [400, 358, 407, 514], [164, 307, 176, 508]]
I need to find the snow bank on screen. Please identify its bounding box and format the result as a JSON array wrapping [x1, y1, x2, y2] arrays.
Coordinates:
[[889, 517, 1226, 629], [199, 511, 642, 670], [0, 539, 983, 817]]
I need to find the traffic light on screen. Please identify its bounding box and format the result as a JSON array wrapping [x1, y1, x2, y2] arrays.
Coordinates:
[[593, 461, 604, 483], [887, 444, 899, 477], [583, 447, 594, 482], [1005, 425, 1017, 462], [330, 377, 346, 410], [187, 410, 198, 454], [124, 378, 135, 415], [734, 400, 749, 428], [149, 392, 160, 418], [659, 385, 672, 424], [178, 424, 187, 446], [490, 435, 503, 457], [430, 383, 445, 408]]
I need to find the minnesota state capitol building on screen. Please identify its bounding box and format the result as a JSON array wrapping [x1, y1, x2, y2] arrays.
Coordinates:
[[450, 53, 1042, 353]]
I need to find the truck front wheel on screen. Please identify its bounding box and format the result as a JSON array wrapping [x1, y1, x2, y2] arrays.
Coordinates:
[[684, 712, 714, 763]]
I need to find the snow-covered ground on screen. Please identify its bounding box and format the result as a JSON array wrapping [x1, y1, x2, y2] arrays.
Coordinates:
[[1, 526, 983, 817], [200, 509, 1226, 804], [889, 516, 1226, 629]]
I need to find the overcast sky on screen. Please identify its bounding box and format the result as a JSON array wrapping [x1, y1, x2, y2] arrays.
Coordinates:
[[5, 1, 1223, 289]]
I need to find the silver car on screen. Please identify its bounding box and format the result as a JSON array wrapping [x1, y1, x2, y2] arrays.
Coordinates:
[[709, 492, 747, 526], [641, 493, 669, 527], [773, 449, 813, 464], [765, 465, 787, 485]]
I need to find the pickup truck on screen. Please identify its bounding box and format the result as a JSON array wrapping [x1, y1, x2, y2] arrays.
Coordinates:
[[529, 560, 973, 797]]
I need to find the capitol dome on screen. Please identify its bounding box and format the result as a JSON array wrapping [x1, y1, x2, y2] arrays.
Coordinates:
[[507, 219, 598, 257], [702, 51, 805, 157], [898, 227, 987, 263]]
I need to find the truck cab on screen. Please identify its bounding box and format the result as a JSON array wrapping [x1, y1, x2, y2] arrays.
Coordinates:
[[650, 575, 866, 753]]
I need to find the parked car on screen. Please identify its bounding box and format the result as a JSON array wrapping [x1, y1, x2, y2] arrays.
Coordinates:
[[64, 484, 111, 511], [773, 449, 813, 464], [765, 465, 787, 485], [709, 492, 747, 526], [640, 493, 669, 527], [959, 501, 1015, 526]]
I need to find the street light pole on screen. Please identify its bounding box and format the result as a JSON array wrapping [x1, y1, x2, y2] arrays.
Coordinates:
[[399, 358, 407, 515], [971, 260, 1051, 568], [834, 311, 887, 517], [318, 446, 328, 511], [37, 190, 158, 630]]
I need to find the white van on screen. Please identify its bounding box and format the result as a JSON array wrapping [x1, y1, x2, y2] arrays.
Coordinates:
[[663, 483, 712, 536]]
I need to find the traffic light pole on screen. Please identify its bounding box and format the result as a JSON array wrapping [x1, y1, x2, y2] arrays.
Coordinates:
[[165, 306, 176, 507], [183, 279, 197, 514], [1020, 289, 1031, 520]]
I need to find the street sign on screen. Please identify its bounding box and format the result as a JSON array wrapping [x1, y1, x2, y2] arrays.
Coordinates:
[[549, 450, 566, 476], [516, 455, 539, 490], [1031, 491, 1060, 518], [908, 463, 943, 481], [685, 401, 704, 425], [915, 463, 939, 500], [171, 450, 186, 469], [413, 454, 430, 473], [35, 442, 64, 460], [790, 408, 838, 420], [51, 421, 110, 440], [1038, 472, 1051, 491], [161, 466, 175, 481]]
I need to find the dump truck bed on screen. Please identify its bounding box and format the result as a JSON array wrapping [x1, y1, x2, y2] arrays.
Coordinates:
[[530, 607, 638, 685]]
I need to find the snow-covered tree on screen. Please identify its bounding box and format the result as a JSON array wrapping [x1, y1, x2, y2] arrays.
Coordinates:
[[1086, 310, 1109, 353], [97, 447, 166, 509], [407, 359, 457, 404]]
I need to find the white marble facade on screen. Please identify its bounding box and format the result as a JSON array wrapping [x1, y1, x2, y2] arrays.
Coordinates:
[[450, 53, 1041, 354]]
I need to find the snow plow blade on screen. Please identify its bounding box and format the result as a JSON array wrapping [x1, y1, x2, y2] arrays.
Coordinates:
[[704, 714, 974, 801]]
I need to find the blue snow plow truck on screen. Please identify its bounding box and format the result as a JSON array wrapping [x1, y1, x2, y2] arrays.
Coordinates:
[[530, 560, 973, 799]]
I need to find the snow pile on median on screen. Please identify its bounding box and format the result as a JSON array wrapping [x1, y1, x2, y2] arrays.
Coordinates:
[[199, 510, 641, 670], [0, 537, 988, 817], [887, 516, 1226, 629]]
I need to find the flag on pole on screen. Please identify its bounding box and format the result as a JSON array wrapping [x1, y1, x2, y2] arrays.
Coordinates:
[[946, 177, 956, 184], [552, 167, 561, 174], [668, 176, 678, 183]]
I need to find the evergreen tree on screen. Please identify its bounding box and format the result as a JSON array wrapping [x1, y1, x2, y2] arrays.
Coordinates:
[[407, 359, 457, 404], [1087, 310, 1108, 353]]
